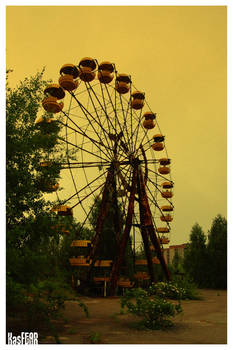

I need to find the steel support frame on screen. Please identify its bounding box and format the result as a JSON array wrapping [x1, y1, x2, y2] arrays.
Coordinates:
[[87, 166, 114, 278], [86, 159, 169, 294], [108, 166, 138, 296], [137, 167, 170, 281], [137, 169, 156, 283]]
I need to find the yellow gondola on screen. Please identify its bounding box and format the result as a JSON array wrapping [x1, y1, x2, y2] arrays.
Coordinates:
[[161, 191, 173, 199], [161, 205, 173, 212], [59, 63, 80, 91], [115, 74, 131, 94], [160, 214, 173, 222], [51, 205, 73, 216], [159, 237, 170, 244], [42, 84, 65, 113], [151, 134, 165, 151], [156, 227, 170, 233], [135, 259, 147, 265], [79, 57, 96, 82], [158, 166, 170, 175], [71, 240, 92, 247], [142, 111, 156, 129], [161, 181, 173, 189], [98, 61, 114, 84], [159, 158, 171, 166], [131, 91, 145, 110], [134, 272, 150, 280]]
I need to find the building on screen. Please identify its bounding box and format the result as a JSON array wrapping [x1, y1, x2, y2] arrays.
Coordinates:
[[163, 243, 188, 265]]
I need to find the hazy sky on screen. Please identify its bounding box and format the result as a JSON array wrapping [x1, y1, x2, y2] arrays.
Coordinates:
[[6, 5, 227, 245]]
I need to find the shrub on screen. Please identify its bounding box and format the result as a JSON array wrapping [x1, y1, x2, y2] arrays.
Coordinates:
[[148, 279, 200, 300], [6, 275, 27, 314], [7, 278, 89, 342], [148, 281, 184, 300], [172, 276, 201, 300], [89, 332, 102, 344], [26, 279, 89, 328], [121, 288, 182, 330]]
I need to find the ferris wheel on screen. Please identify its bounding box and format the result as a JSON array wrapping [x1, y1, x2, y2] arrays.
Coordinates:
[[38, 57, 174, 295]]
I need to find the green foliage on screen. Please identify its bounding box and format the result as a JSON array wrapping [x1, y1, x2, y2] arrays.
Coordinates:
[[89, 332, 102, 344], [172, 276, 201, 299], [148, 279, 200, 300], [6, 70, 88, 334], [171, 250, 185, 274], [7, 277, 89, 343], [25, 280, 89, 326], [25, 280, 69, 327], [6, 275, 27, 312], [7, 213, 68, 286], [183, 215, 227, 289], [6, 70, 63, 226], [121, 288, 182, 330], [183, 223, 208, 287], [148, 281, 184, 300], [207, 214, 227, 288]]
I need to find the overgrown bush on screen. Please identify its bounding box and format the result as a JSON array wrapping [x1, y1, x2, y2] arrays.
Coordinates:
[[121, 288, 182, 330], [148, 279, 200, 300], [148, 279, 199, 300], [148, 281, 184, 300], [7, 277, 89, 342], [26, 280, 87, 324], [6, 275, 27, 313], [172, 276, 201, 300]]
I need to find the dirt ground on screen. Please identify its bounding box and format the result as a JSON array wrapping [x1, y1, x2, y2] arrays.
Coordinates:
[[40, 289, 227, 344]]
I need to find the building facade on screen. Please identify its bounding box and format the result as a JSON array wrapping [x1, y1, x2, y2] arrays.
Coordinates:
[[163, 243, 187, 265]]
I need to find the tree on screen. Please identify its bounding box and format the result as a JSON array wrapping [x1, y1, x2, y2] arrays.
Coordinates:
[[207, 214, 227, 288], [6, 70, 73, 317], [171, 250, 184, 274], [183, 223, 208, 286], [6, 70, 67, 226]]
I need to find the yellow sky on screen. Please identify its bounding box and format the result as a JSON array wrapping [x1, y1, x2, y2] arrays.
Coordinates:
[[6, 6, 227, 245]]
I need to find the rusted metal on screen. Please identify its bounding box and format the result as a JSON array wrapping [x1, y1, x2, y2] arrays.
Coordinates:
[[109, 166, 138, 296], [112, 168, 122, 246], [87, 166, 114, 276], [117, 167, 132, 193], [137, 170, 156, 283], [140, 145, 148, 185], [138, 167, 170, 281], [147, 224, 170, 280]]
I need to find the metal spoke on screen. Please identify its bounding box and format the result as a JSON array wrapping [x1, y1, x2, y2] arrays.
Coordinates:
[[84, 82, 114, 156], [102, 83, 131, 155], [69, 91, 115, 158], [58, 136, 109, 163], [58, 117, 113, 161]]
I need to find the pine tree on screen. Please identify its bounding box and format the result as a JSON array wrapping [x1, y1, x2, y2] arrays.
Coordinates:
[[207, 214, 227, 288], [183, 223, 208, 286]]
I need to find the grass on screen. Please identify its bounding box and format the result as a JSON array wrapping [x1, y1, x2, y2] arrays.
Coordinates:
[[89, 331, 102, 344], [66, 327, 78, 335]]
